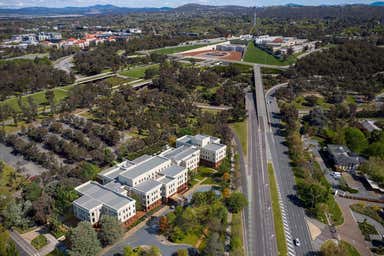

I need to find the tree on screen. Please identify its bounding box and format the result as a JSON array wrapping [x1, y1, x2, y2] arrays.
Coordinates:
[[320, 240, 349, 256], [203, 232, 224, 256], [23, 181, 42, 201], [177, 249, 188, 256], [344, 127, 368, 154], [158, 216, 169, 234], [123, 246, 135, 256], [225, 192, 247, 213], [45, 90, 56, 114], [68, 222, 101, 256], [78, 162, 100, 181], [2, 199, 32, 229], [98, 215, 123, 246]]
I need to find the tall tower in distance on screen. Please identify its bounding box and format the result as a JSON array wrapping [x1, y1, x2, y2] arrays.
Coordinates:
[[253, 2, 257, 35]]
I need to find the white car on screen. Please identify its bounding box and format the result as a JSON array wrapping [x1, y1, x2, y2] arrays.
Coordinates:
[[294, 238, 301, 247]]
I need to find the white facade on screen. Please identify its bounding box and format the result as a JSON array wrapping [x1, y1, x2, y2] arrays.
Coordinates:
[[176, 134, 227, 165], [160, 145, 200, 170], [73, 181, 136, 225]]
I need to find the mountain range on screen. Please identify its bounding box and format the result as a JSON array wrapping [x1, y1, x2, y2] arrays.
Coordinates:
[[0, 3, 383, 17]]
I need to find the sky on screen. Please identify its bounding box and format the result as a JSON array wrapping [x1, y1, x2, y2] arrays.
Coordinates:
[[0, 0, 377, 8]]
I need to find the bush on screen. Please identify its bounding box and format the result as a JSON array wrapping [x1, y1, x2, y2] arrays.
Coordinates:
[[31, 234, 48, 250]]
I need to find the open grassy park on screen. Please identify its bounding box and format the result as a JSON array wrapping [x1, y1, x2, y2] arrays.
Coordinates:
[[230, 121, 248, 155], [243, 42, 297, 66], [119, 64, 159, 79]]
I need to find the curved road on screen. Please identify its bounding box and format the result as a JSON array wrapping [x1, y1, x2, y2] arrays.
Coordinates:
[[265, 82, 314, 256]]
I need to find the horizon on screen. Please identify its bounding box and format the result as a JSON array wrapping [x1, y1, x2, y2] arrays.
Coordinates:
[[0, 0, 380, 9]]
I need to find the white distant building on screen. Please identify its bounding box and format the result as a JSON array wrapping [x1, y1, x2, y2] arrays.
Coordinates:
[[73, 181, 136, 225], [254, 35, 317, 55], [176, 134, 227, 168], [128, 28, 142, 34]]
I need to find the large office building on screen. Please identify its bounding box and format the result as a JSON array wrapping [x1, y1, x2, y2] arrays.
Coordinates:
[[73, 134, 225, 224]]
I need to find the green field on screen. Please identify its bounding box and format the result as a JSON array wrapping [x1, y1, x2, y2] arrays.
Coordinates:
[[243, 42, 297, 66], [1, 85, 73, 112], [268, 163, 288, 256], [119, 64, 159, 79], [230, 121, 248, 155], [151, 44, 207, 55]]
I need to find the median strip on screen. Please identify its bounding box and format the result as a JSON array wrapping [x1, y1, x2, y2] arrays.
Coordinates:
[[268, 162, 288, 256]]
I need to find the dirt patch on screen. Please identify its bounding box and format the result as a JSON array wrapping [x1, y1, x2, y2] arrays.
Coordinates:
[[306, 219, 322, 240], [183, 50, 242, 61]]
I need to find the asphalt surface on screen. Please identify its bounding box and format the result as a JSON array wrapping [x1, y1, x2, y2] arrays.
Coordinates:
[[265, 83, 315, 256], [242, 64, 278, 256], [9, 230, 40, 256]]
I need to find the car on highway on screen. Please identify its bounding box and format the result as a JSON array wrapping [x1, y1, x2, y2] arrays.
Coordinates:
[[294, 238, 301, 247]]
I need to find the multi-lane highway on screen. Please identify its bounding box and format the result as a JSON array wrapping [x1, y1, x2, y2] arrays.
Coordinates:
[[265, 82, 314, 255], [242, 65, 313, 256], [242, 65, 278, 256]]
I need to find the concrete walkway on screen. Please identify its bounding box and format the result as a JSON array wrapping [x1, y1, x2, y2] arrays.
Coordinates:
[[336, 197, 372, 256]]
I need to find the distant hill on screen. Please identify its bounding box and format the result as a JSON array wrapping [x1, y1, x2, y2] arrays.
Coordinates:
[[285, 3, 304, 7], [0, 4, 172, 16], [371, 1, 384, 6]]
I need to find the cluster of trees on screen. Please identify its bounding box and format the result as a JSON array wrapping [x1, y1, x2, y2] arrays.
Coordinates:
[[280, 103, 339, 221], [73, 35, 195, 75], [49, 47, 79, 61], [67, 216, 123, 256], [0, 58, 74, 100], [286, 41, 384, 99], [123, 246, 161, 256], [159, 190, 246, 255]]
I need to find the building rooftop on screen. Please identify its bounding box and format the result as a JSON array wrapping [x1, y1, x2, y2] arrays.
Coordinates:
[[360, 120, 382, 133], [157, 176, 175, 185], [133, 179, 162, 194], [119, 155, 170, 180], [204, 143, 226, 152], [161, 145, 199, 162], [327, 144, 361, 166], [161, 165, 187, 178], [75, 181, 134, 211], [73, 195, 102, 211], [98, 160, 135, 180]]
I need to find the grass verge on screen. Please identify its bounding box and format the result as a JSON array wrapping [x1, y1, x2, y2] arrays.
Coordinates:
[[230, 121, 248, 156], [268, 163, 288, 256], [230, 212, 245, 255]]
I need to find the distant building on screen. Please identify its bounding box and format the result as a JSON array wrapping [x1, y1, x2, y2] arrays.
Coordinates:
[[359, 120, 382, 133], [128, 28, 142, 34], [254, 35, 317, 56], [160, 145, 200, 171], [216, 44, 246, 53], [327, 144, 363, 172]]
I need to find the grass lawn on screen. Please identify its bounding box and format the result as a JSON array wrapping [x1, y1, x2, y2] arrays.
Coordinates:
[[31, 234, 48, 250], [341, 240, 361, 256], [243, 42, 297, 66], [230, 121, 248, 156], [175, 232, 200, 246], [268, 163, 288, 256], [151, 45, 207, 55], [119, 64, 159, 79], [0, 85, 72, 112]]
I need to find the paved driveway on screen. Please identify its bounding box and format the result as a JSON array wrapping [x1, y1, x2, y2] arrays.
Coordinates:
[[103, 219, 192, 256], [336, 197, 372, 256]]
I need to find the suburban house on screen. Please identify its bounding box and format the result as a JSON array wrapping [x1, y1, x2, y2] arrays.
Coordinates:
[[72, 134, 225, 224], [73, 181, 136, 225], [176, 134, 227, 168], [359, 120, 382, 133], [327, 144, 363, 171]]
